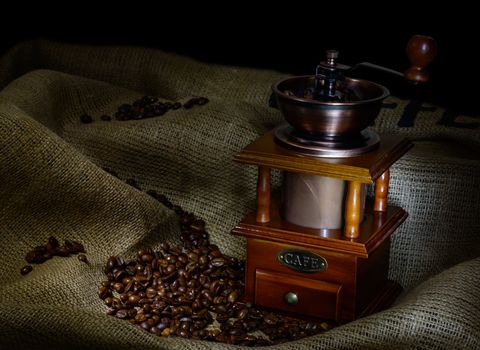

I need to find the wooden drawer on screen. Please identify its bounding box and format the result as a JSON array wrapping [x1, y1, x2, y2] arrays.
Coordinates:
[[247, 240, 356, 285], [255, 268, 342, 321]]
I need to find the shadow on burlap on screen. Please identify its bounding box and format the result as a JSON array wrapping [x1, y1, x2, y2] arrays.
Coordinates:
[[0, 40, 478, 349]]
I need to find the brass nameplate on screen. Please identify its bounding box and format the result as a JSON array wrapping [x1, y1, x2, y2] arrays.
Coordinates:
[[277, 249, 327, 273]]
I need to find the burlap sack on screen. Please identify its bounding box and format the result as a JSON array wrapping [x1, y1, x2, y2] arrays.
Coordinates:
[[0, 40, 478, 349]]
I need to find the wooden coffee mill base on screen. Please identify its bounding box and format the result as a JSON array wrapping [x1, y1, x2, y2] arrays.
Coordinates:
[[231, 130, 412, 322]]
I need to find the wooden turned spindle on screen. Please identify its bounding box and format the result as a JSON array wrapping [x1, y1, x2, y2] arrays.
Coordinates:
[[372, 210, 386, 233], [404, 35, 437, 84], [344, 181, 362, 239], [256, 166, 271, 223], [374, 170, 390, 212]]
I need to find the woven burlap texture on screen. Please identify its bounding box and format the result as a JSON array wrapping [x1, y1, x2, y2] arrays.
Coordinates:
[[0, 40, 478, 349]]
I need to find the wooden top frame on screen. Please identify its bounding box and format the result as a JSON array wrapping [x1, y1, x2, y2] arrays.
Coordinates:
[[234, 131, 413, 184]]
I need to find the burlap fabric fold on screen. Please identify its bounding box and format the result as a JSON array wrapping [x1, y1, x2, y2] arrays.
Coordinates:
[[0, 40, 478, 349]]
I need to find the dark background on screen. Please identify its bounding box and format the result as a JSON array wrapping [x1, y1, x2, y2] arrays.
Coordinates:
[[1, 8, 478, 115]]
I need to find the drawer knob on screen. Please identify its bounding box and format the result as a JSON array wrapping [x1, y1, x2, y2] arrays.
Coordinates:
[[284, 292, 298, 305]]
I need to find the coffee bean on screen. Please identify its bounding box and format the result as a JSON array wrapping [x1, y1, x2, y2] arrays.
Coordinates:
[[71, 241, 85, 253], [112, 96, 208, 122], [213, 305, 227, 314], [98, 194, 331, 345], [320, 322, 331, 331], [56, 246, 70, 257], [127, 294, 140, 305], [210, 258, 226, 268], [20, 265, 33, 275], [227, 290, 240, 304], [114, 270, 127, 282], [98, 287, 113, 300], [183, 100, 194, 109], [112, 282, 124, 293], [23, 236, 87, 276], [106, 256, 118, 271], [115, 309, 129, 319], [25, 251, 36, 263], [198, 255, 208, 266], [196, 97, 209, 105], [213, 296, 225, 305]]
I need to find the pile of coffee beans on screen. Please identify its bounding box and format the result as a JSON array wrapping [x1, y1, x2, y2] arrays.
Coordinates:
[[80, 95, 209, 124], [98, 177, 334, 346], [21, 236, 86, 275]]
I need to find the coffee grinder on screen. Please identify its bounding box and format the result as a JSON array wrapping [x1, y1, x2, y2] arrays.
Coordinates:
[[231, 37, 436, 322]]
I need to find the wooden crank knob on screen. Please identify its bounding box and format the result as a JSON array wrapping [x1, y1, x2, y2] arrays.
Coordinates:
[[404, 35, 437, 83]]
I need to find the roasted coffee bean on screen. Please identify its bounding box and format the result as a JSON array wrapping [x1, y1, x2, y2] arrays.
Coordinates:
[[122, 276, 132, 285], [236, 308, 248, 320], [213, 296, 225, 305], [114, 270, 127, 282], [141, 253, 153, 264], [23, 236, 87, 275], [150, 327, 162, 336], [71, 241, 85, 253], [31, 253, 46, 264], [98, 287, 112, 300], [106, 256, 118, 271], [210, 258, 226, 268], [80, 114, 93, 124], [140, 321, 152, 331], [24, 251, 36, 264], [145, 288, 157, 299], [42, 251, 53, 260], [138, 298, 152, 306], [98, 194, 330, 345], [198, 255, 208, 266], [135, 314, 147, 323], [64, 240, 76, 252], [127, 309, 137, 318], [144, 96, 158, 104], [34, 246, 47, 254], [183, 99, 194, 109], [160, 242, 170, 251], [320, 322, 331, 331], [56, 246, 70, 257], [116, 309, 129, 319], [196, 97, 209, 105], [213, 305, 227, 314], [20, 265, 33, 275], [171, 205, 183, 216], [112, 282, 124, 293], [264, 312, 278, 325], [48, 236, 59, 248], [78, 254, 88, 263], [45, 242, 57, 252], [118, 104, 131, 113], [112, 96, 206, 122]]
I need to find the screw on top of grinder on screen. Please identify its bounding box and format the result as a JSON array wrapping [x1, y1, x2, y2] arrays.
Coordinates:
[[324, 50, 339, 67], [314, 50, 351, 101]]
